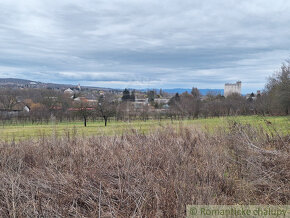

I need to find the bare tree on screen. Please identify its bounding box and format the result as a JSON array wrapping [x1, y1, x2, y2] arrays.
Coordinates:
[[40, 90, 61, 114], [168, 93, 182, 119], [139, 104, 150, 121], [0, 89, 18, 110], [95, 94, 117, 126], [265, 60, 290, 115], [168, 89, 201, 119], [74, 101, 92, 127]]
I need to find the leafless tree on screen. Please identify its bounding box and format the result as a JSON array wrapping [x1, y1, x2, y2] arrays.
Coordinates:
[[265, 60, 290, 115], [75, 101, 92, 127], [95, 94, 117, 126], [168, 89, 201, 119], [0, 89, 18, 110]]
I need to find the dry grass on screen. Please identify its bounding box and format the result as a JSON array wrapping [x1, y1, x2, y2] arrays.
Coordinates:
[[0, 122, 289, 217]]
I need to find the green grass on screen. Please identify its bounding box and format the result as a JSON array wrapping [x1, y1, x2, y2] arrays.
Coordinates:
[[0, 116, 289, 141]]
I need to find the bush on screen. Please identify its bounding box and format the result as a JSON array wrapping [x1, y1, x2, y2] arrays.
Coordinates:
[[0, 123, 289, 217]]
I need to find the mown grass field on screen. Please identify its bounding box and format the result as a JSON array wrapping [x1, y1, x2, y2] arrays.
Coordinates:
[[0, 115, 289, 141]]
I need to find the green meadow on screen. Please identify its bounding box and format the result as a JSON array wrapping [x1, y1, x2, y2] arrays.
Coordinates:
[[0, 116, 289, 141]]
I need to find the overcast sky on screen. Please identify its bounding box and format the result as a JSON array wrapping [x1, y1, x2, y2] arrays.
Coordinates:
[[0, 0, 289, 92]]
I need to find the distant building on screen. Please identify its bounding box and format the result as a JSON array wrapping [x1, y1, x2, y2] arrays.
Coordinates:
[[23, 105, 30, 112], [154, 98, 170, 104], [73, 97, 87, 102], [133, 98, 149, 109], [74, 97, 97, 105], [64, 88, 74, 96], [224, 81, 241, 97], [246, 90, 261, 101], [0, 102, 30, 117]]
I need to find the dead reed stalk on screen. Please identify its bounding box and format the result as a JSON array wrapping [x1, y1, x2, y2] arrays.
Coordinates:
[[0, 122, 289, 217]]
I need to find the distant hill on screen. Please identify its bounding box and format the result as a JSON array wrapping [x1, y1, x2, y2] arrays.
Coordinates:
[[0, 78, 68, 89], [140, 88, 224, 95], [0, 78, 224, 95], [162, 88, 223, 95], [0, 78, 37, 85], [0, 78, 114, 91]]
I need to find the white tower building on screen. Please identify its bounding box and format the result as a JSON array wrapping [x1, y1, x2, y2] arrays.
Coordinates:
[[224, 81, 241, 97]]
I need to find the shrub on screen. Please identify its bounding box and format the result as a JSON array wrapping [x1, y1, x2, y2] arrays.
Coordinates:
[[0, 123, 288, 217]]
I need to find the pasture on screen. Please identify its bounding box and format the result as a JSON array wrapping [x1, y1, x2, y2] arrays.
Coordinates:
[[0, 115, 289, 141]]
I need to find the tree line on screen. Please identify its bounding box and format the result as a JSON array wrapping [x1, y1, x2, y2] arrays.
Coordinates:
[[0, 61, 289, 126]]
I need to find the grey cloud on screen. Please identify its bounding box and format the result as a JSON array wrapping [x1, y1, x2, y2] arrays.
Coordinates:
[[0, 0, 290, 92]]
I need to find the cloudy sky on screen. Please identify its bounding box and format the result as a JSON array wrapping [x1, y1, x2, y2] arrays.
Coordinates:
[[0, 0, 289, 92]]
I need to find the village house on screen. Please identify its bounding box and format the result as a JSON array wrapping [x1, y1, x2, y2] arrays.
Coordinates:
[[246, 90, 261, 101], [154, 98, 170, 105], [133, 98, 149, 109], [64, 88, 74, 97], [0, 102, 30, 117]]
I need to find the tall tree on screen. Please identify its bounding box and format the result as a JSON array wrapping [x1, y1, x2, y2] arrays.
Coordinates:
[[191, 87, 201, 118], [265, 60, 290, 115], [96, 94, 117, 126], [130, 90, 136, 102], [0, 89, 18, 110], [147, 90, 155, 103], [122, 89, 131, 101], [191, 87, 201, 99], [75, 101, 92, 127]]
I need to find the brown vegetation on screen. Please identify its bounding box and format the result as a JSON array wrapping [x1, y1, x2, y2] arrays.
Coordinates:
[[0, 122, 289, 217]]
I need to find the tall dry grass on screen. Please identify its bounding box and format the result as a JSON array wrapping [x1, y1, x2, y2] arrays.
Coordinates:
[[0, 122, 289, 217]]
